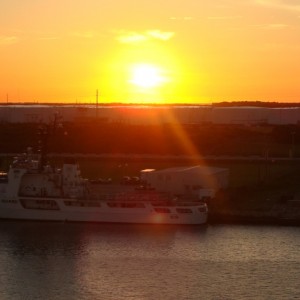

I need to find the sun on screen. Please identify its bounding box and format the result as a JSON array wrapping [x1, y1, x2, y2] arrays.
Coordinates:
[[129, 64, 166, 88]]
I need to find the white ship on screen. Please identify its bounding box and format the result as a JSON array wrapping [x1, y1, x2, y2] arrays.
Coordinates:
[[0, 148, 208, 225]]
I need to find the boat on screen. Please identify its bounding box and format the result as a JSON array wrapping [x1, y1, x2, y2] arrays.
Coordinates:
[[0, 119, 208, 225]]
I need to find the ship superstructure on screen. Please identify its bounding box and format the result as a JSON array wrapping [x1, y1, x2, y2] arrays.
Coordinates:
[[0, 116, 208, 225]]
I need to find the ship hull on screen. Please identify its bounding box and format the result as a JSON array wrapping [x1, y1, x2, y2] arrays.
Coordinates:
[[0, 198, 207, 225]]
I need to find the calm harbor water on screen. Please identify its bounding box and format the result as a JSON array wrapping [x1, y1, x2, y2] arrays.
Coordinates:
[[0, 222, 300, 300]]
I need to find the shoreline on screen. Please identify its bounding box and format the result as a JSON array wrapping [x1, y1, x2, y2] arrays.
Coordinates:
[[208, 212, 300, 226]]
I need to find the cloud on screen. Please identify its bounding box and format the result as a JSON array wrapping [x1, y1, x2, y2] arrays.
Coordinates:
[[116, 30, 175, 44], [116, 32, 147, 44], [0, 35, 18, 45], [147, 30, 175, 41], [255, 0, 300, 11], [70, 31, 97, 39], [250, 23, 290, 29], [38, 36, 61, 40], [266, 23, 290, 28], [207, 15, 243, 20], [169, 16, 193, 21]]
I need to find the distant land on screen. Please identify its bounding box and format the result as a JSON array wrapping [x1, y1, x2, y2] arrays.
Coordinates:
[[213, 101, 300, 108], [0, 101, 300, 108]]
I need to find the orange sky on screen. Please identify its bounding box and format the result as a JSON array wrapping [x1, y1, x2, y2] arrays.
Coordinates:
[[1, 0, 300, 104]]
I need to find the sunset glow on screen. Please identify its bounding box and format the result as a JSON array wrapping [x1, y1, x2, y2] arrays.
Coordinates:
[[1, 1, 300, 104]]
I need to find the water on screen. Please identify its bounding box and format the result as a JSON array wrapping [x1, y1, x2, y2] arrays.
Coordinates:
[[0, 222, 300, 300]]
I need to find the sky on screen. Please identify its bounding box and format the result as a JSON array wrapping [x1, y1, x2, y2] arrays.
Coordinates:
[[1, 0, 300, 104]]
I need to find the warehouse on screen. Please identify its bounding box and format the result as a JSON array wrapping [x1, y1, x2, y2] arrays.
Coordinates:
[[140, 165, 229, 198]]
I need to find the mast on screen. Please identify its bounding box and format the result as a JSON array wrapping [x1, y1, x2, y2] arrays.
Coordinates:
[[37, 113, 62, 171]]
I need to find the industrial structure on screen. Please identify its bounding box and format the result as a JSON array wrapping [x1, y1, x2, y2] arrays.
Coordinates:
[[140, 166, 229, 198], [0, 104, 300, 125]]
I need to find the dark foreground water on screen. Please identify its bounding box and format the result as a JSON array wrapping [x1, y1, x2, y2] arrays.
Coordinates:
[[0, 222, 300, 300]]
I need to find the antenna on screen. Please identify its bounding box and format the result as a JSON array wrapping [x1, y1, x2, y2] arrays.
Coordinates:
[[96, 89, 99, 118]]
